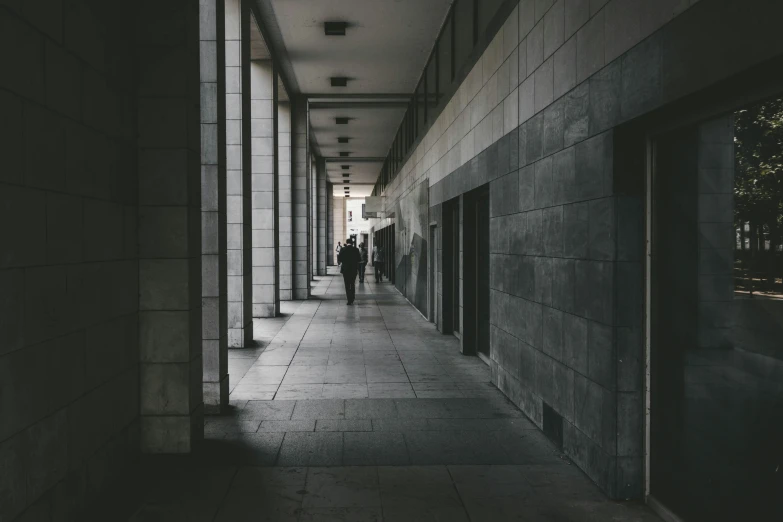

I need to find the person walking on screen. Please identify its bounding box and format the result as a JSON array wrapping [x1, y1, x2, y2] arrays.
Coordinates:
[[372, 244, 385, 283], [358, 243, 369, 283], [335, 241, 342, 266], [338, 238, 361, 304]]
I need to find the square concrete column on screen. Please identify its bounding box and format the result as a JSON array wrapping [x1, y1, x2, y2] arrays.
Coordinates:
[[137, 0, 203, 452], [317, 158, 327, 275], [278, 101, 293, 300], [201, 0, 229, 413], [311, 158, 316, 276], [291, 96, 310, 299], [333, 196, 346, 264], [251, 60, 279, 317], [326, 182, 334, 266], [226, 0, 253, 346]]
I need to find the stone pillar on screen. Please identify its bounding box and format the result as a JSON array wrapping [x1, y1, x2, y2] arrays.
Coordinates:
[[316, 157, 327, 275], [137, 0, 203, 452], [251, 60, 278, 317], [226, 0, 253, 346], [201, 0, 228, 412], [326, 181, 334, 266], [333, 196, 346, 264], [312, 155, 318, 278], [292, 96, 310, 299], [278, 101, 293, 300]]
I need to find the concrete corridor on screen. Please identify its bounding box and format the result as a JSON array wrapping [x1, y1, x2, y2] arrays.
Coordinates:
[[127, 269, 659, 521]]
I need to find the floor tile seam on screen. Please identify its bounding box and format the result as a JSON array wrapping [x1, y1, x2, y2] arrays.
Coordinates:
[[209, 465, 241, 522], [272, 297, 327, 400]]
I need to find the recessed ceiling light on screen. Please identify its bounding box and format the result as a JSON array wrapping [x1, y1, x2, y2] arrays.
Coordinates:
[[344, 180, 350, 183], [342, 174, 350, 177], [330, 77, 348, 87], [339, 152, 350, 157], [344, 195, 349, 197], [338, 137, 350, 144], [341, 165, 350, 170], [324, 22, 347, 36], [335, 117, 349, 125]]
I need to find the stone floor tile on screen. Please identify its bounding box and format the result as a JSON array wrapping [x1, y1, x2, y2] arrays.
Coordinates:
[[344, 399, 398, 419], [404, 431, 509, 465], [241, 400, 296, 420], [297, 507, 383, 522], [367, 383, 416, 399], [275, 384, 324, 400], [276, 432, 343, 466], [324, 365, 367, 384], [239, 366, 288, 385], [258, 420, 316, 432], [315, 419, 372, 432], [321, 384, 369, 399], [302, 467, 381, 508], [377, 466, 463, 509], [371, 418, 430, 431], [229, 385, 278, 400], [291, 399, 346, 419], [219, 433, 285, 465], [343, 432, 409, 466], [281, 365, 328, 384]]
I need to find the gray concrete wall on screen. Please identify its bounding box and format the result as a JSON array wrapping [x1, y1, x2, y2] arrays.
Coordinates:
[[201, 0, 229, 414], [250, 60, 278, 317], [0, 3, 142, 519], [370, 0, 783, 499]]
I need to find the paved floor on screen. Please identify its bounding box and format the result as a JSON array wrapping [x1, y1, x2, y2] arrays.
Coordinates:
[[126, 269, 660, 521]]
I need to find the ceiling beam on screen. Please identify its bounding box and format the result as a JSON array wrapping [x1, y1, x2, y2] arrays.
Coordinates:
[[309, 101, 409, 110], [251, 0, 300, 95], [324, 157, 385, 163]]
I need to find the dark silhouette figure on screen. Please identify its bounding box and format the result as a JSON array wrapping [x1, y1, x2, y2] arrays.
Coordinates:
[[338, 239, 361, 304], [358, 243, 368, 283], [373, 244, 385, 283]]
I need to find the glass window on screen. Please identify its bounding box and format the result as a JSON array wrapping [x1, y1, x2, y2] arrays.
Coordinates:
[[649, 100, 783, 522], [454, 0, 475, 78], [438, 13, 453, 94], [426, 52, 438, 118], [478, 0, 505, 38], [416, 79, 425, 137]]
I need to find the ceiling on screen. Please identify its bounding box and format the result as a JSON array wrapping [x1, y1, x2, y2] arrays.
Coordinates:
[[258, 0, 452, 196]]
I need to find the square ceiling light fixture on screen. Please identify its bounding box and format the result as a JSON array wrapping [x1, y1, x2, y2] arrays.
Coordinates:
[[324, 21, 347, 36], [342, 173, 350, 177], [339, 152, 350, 157], [335, 117, 349, 125], [337, 137, 350, 144], [341, 165, 350, 170], [344, 195, 349, 197], [330, 77, 348, 87]]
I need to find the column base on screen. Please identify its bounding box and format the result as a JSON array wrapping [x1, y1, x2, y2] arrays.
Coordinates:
[[140, 405, 204, 453], [203, 374, 229, 414]]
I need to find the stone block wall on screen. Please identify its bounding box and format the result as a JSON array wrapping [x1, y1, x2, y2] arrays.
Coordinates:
[[0, 2, 139, 519], [372, 0, 783, 499]]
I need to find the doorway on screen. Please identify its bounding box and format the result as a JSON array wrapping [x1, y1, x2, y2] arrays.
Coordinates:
[[442, 198, 460, 335], [463, 185, 490, 357], [429, 224, 437, 323]]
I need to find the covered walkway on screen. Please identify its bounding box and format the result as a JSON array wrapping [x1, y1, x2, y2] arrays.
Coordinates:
[[127, 271, 659, 521]]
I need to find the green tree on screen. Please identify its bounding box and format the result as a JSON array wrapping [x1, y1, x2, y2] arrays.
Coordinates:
[[734, 98, 783, 289]]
